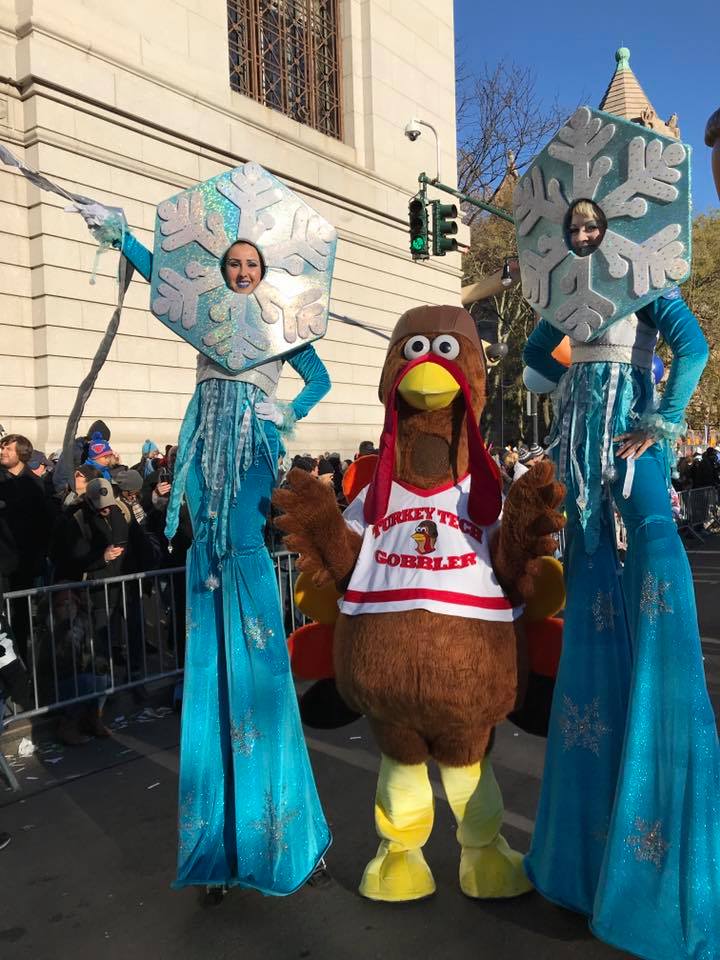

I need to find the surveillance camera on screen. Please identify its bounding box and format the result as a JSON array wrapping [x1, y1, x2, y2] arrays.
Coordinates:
[[404, 120, 422, 142]]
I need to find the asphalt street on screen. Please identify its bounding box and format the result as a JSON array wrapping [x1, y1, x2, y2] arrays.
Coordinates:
[[2, 533, 719, 960]]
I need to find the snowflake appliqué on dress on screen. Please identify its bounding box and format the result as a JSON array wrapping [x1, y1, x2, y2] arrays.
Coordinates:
[[559, 695, 611, 755], [178, 793, 208, 859], [231, 710, 262, 757], [204, 574, 220, 592], [251, 790, 299, 856], [626, 817, 670, 868], [592, 589, 617, 632], [639, 574, 673, 621], [244, 616, 274, 651]]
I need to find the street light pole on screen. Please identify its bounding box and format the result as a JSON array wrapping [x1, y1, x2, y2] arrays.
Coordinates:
[[405, 118, 442, 183]]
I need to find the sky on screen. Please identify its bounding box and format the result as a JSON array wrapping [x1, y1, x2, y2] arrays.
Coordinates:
[[453, 0, 719, 214]]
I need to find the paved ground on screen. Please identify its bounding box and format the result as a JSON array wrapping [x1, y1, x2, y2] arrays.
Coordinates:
[[1, 532, 719, 960]]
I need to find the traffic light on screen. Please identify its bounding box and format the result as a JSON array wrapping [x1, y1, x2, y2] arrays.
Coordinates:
[[432, 201, 458, 256], [408, 196, 429, 261]]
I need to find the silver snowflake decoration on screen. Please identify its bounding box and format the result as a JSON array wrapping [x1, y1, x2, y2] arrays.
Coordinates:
[[251, 789, 299, 856], [639, 574, 673, 621], [626, 817, 670, 868], [231, 710, 262, 757], [244, 616, 274, 651], [559, 694, 611, 755], [591, 589, 617, 633], [204, 574, 220, 592], [513, 106, 691, 342], [149, 161, 337, 372], [178, 794, 208, 859]]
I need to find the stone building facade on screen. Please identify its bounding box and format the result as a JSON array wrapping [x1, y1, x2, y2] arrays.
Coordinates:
[[0, 0, 462, 461]]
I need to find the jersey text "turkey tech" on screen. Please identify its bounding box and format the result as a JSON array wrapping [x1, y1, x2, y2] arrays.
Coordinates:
[[340, 476, 522, 621]]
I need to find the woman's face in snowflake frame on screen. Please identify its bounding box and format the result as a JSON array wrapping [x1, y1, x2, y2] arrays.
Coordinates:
[[567, 200, 607, 257], [222, 241, 265, 296]]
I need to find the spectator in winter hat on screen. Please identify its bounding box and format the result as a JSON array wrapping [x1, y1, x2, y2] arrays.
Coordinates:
[[132, 440, 161, 479], [113, 469, 147, 526], [513, 443, 545, 482], [84, 433, 115, 480]]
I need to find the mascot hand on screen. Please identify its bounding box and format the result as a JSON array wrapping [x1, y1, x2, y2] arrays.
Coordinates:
[[273, 468, 362, 587], [492, 459, 565, 602]]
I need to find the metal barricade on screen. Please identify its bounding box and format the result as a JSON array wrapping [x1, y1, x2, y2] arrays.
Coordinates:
[[2, 567, 186, 725], [1, 555, 310, 728], [675, 486, 720, 540]]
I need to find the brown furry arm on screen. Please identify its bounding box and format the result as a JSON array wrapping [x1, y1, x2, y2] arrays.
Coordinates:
[[272, 468, 362, 588], [491, 459, 565, 604]]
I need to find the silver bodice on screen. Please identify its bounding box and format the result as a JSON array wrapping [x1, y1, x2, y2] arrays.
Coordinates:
[[570, 313, 658, 369], [195, 353, 282, 397]]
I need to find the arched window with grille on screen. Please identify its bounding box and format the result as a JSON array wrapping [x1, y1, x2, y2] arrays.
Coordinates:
[[228, 0, 343, 141]]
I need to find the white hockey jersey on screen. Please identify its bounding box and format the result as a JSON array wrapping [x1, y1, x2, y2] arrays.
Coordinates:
[[339, 475, 521, 622]]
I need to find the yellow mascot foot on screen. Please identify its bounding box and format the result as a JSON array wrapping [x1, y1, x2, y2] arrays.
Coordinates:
[[359, 848, 436, 902], [459, 835, 533, 899]]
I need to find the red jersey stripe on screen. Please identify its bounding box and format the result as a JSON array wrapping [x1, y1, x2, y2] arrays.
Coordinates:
[[342, 588, 513, 610]]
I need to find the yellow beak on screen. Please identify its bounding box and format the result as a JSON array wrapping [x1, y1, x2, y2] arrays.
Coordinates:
[[411, 533, 425, 543], [398, 362, 461, 411]]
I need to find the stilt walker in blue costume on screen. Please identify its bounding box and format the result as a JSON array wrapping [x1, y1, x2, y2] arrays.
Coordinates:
[[513, 105, 720, 959], [73, 163, 335, 895]]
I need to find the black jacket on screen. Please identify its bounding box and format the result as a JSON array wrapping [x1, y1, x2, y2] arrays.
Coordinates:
[[0, 465, 50, 586]]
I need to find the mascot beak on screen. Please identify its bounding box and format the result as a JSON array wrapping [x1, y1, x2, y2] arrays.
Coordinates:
[[411, 532, 425, 544], [397, 360, 461, 411]]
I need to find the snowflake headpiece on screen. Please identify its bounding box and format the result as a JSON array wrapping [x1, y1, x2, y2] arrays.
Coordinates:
[[512, 106, 691, 342], [149, 161, 337, 372]]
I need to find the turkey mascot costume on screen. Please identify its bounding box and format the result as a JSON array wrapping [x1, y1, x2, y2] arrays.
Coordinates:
[[274, 304, 565, 902]]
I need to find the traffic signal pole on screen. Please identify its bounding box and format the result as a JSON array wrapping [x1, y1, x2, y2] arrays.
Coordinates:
[[417, 172, 515, 225]]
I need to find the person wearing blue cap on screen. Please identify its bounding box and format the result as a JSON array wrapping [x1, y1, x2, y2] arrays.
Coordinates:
[[132, 440, 161, 479]]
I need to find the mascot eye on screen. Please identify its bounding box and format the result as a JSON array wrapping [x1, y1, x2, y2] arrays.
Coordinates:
[[403, 336, 431, 360], [431, 335, 460, 360]]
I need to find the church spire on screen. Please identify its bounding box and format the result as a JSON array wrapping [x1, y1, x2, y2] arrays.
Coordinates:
[[598, 46, 680, 139]]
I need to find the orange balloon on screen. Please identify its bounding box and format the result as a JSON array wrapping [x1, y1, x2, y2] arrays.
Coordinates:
[[551, 336, 571, 367], [525, 617, 563, 678], [287, 622, 335, 680], [342, 454, 378, 503]]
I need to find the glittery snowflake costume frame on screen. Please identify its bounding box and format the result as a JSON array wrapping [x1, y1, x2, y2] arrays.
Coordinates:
[[149, 161, 337, 373], [513, 106, 691, 342]]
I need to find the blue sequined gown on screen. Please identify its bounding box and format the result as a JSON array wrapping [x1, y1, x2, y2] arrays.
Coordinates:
[[121, 234, 331, 894], [523, 292, 720, 960]]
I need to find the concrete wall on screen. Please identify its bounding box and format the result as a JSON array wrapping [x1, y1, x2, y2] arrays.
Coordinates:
[[0, 0, 463, 463]]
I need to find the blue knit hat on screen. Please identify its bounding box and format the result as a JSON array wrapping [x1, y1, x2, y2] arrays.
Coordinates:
[[87, 432, 114, 459], [142, 439, 159, 456]]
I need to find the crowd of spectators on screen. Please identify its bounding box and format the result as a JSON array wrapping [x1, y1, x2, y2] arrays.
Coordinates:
[[0, 421, 192, 746], [0, 427, 383, 748], [674, 446, 720, 491]]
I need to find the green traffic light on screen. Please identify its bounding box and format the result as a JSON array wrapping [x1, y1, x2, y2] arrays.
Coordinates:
[[408, 196, 429, 261]]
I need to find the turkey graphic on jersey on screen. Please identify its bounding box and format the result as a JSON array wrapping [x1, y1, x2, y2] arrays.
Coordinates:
[[411, 520, 438, 554]]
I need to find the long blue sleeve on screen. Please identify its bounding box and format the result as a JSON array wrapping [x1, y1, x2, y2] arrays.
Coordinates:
[[522, 319, 568, 383], [286, 344, 331, 419], [640, 293, 708, 424], [119, 231, 153, 282]]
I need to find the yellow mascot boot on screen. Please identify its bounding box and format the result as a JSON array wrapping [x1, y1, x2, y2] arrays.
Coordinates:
[[439, 759, 532, 899], [359, 754, 436, 902]]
